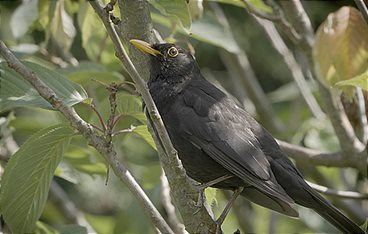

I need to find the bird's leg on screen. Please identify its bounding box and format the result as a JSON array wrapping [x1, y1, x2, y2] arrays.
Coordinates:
[[196, 174, 234, 207], [215, 187, 244, 233]]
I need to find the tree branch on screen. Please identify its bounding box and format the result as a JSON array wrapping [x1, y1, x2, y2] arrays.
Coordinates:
[[0, 40, 173, 234], [251, 15, 324, 119], [89, 1, 217, 233], [306, 181, 368, 200], [118, 0, 153, 81], [160, 171, 187, 234], [276, 140, 366, 172]]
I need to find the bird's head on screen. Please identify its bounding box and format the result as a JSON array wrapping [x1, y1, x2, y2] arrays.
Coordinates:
[[130, 39, 200, 82]]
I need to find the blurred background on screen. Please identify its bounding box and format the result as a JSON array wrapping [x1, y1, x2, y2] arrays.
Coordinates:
[[0, 0, 367, 233]]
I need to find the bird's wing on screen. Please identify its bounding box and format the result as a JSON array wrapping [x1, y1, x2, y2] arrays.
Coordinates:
[[178, 80, 294, 204]]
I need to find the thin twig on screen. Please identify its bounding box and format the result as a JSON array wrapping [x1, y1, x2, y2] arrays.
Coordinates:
[[0, 40, 174, 234], [89, 103, 107, 131], [112, 125, 136, 136], [306, 181, 368, 200], [106, 83, 118, 143], [356, 88, 368, 144]]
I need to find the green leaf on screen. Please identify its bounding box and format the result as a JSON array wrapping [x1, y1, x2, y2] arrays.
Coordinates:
[[50, 0, 76, 51], [149, 0, 191, 30], [35, 221, 59, 234], [133, 125, 157, 150], [0, 61, 88, 112], [335, 71, 368, 91], [152, 11, 240, 53], [62, 143, 106, 176], [77, 2, 118, 68], [214, 0, 272, 12], [314, 6, 368, 87], [205, 187, 218, 206], [59, 61, 124, 85], [117, 93, 146, 123], [10, 0, 39, 38], [0, 124, 75, 233], [58, 225, 87, 234]]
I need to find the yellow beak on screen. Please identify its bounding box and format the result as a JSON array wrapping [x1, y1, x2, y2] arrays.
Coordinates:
[[130, 39, 162, 57]]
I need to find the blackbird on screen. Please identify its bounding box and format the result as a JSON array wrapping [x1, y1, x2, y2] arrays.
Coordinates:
[[130, 39, 365, 234]]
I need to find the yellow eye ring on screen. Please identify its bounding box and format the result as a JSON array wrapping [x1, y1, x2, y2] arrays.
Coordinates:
[[167, 47, 179, 57]]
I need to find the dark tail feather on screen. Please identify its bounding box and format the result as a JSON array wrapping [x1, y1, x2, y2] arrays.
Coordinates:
[[307, 188, 365, 234]]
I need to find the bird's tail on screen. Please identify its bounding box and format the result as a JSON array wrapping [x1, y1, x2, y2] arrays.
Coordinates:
[[305, 186, 365, 234]]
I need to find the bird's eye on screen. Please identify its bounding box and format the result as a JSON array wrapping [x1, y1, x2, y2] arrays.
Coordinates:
[[167, 47, 179, 57]]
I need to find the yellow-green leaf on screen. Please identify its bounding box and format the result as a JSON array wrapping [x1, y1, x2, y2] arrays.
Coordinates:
[[133, 125, 157, 150], [314, 6, 368, 87], [149, 0, 191, 30], [335, 71, 368, 90]]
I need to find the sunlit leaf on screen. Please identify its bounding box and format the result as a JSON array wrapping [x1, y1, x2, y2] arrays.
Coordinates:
[[0, 124, 75, 233], [35, 221, 59, 234], [117, 93, 146, 123], [205, 187, 218, 206], [10, 0, 39, 38], [50, 0, 76, 51], [188, 0, 203, 20], [214, 0, 272, 12], [133, 125, 156, 150], [314, 6, 368, 87], [335, 71, 368, 91], [0, 61, 88, 112], [77, 2, 118, 68], [149, 0, 191, 30]]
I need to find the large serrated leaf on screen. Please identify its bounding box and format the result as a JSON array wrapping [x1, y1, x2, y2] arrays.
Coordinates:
[[0, 124, 75, 233], [149, 0, 191, 30], [314, 6, 368, 87], [0, 61, 88, 112]]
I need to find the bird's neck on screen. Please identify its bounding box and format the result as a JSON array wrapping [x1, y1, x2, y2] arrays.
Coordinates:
[[148, 71, 200, 113]]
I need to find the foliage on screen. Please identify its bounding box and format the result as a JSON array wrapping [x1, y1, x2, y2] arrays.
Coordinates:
[[0, 0, 366, 233], [314, 6, 368, 90]]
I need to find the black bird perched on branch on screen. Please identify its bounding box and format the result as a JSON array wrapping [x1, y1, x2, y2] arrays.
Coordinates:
[[130, 39, 365, 234]]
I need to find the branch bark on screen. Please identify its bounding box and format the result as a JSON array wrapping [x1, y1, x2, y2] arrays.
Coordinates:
[[118, 0, 153, 81], [0, 40, 173, 234], [277, 140, 366, 173]]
